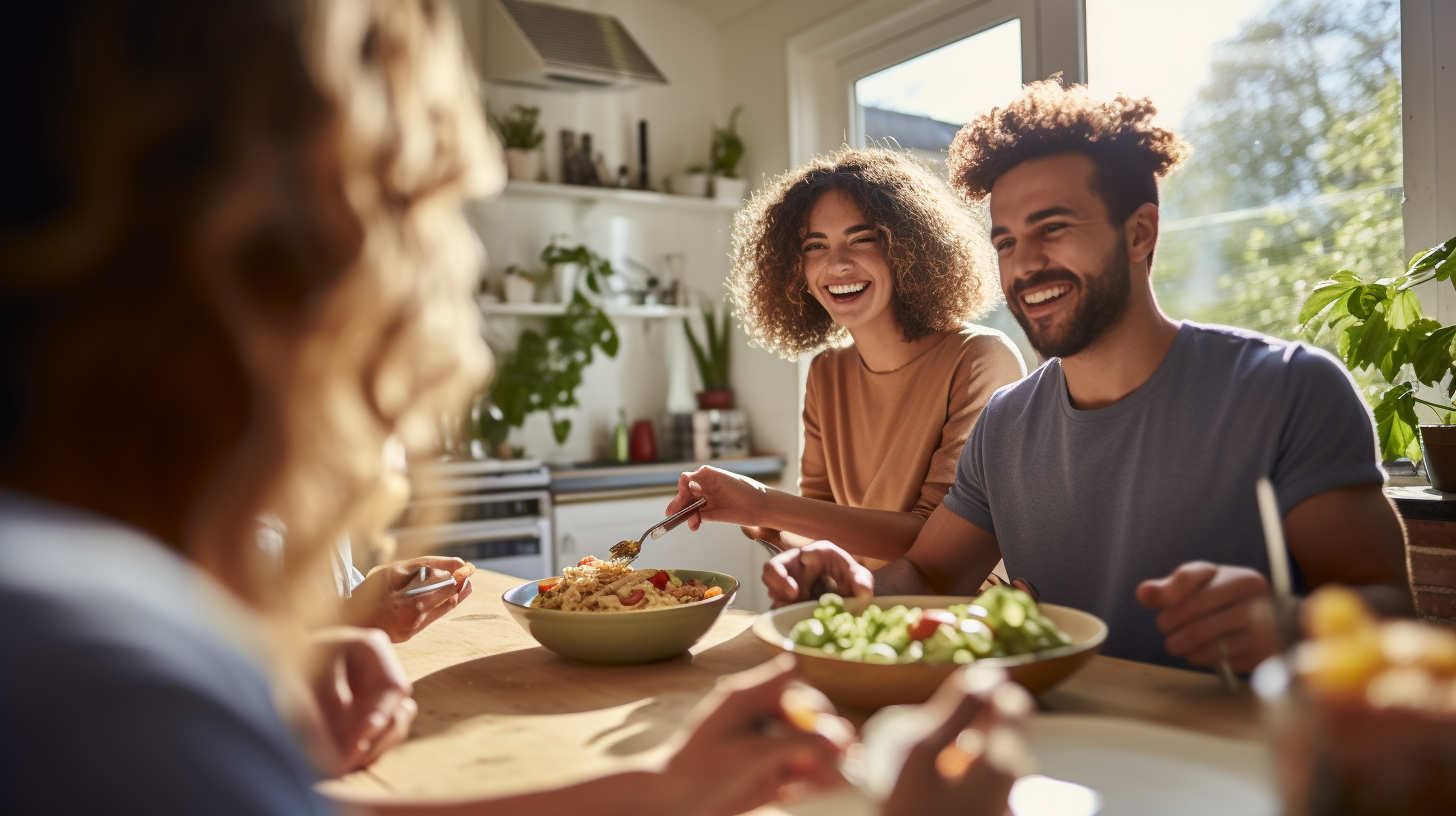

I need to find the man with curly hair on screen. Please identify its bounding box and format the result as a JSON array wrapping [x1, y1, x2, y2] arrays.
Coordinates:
[[662, 147, 1023, 569], [765, 79, 1411, 673]]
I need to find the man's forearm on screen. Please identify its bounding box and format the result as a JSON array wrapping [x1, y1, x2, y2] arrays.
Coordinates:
[[872, 558, 939, 595]]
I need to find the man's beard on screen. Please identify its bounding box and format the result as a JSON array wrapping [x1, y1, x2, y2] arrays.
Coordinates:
[[1009, 241, 1132, 359]]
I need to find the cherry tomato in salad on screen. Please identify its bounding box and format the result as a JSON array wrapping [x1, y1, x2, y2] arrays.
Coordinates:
[[620, 589, 645, 606], [649, 570, 671, 590], [908, 609, 957, 641], [538, 579, 559, 593], [577, 555, 600, 566]]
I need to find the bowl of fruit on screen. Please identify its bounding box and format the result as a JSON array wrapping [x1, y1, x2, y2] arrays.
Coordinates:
[[752, 586, 1106, 711]]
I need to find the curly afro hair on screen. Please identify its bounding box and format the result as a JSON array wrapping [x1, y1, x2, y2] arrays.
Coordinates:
[[728, 146, 997, 360], [947, 77, 1191, 225]]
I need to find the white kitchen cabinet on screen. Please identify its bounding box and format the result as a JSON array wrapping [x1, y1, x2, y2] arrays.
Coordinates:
[[554, 494, 771, 612]]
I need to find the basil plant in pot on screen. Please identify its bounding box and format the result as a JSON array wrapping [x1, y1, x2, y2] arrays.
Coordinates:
[[1300, 234, 1456, 488], [488, 104, 544, 181]]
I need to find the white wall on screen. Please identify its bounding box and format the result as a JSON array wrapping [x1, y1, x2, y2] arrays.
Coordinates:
[[456, 0, 747, 461], [712, 0, 863, 493], [454, 0, 848, 472]]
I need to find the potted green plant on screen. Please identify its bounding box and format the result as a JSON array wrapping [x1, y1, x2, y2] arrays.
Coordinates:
[[478, 245, 617, 452], [488, 104, 544, 181], [684, 301, 734, 410], [1300, 234, 1456, 488], [540, 240, 613, 304], [709, 105, 746, 203], [502, 264, 541, 304]]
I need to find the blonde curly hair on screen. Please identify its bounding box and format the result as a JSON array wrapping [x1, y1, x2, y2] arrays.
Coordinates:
[[270, 0, 499, 584], [0, 0, 498, 611], [728, 147, 998, 359], [947, 77, 1190, 224]]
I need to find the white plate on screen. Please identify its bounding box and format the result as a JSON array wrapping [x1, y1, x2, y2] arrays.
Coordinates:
[[1015, 715, 1279, 816]]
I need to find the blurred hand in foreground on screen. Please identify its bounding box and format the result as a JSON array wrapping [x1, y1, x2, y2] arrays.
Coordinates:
[[309, 626, 416, 773], [883, 665, 1035, 816], [346, 556, 474, 642], [1137, 560, 1278, 672], [663, 655, 850, 816], [763, 540, 874, 608]]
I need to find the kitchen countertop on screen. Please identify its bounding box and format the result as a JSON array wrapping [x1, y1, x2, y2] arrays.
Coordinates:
[[550, 454, 785, 497], [324, 569, 1263, 811]]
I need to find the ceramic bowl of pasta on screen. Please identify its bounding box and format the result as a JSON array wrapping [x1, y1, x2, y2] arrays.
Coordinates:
[[502, 557, 739, 664], [753, 587, 1107, 711]]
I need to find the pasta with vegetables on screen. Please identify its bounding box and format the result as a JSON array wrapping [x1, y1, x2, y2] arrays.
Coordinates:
[[532, 556, 723, 612]]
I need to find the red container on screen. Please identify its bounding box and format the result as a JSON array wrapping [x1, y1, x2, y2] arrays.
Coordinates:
[[629, 419, 657, 462]]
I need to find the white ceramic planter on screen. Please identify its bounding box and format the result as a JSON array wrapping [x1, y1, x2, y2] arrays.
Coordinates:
[[503, 275, 536, 304], [669, 172, 712, 197], [553, 263, 581, 302], [504, 148, 541, 181], [712, 176, 748, 203]]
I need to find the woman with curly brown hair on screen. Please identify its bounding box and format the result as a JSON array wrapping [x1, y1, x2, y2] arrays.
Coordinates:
[[665, 147, 1025, 571]]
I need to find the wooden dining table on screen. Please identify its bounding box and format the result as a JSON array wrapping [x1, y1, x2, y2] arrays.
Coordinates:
[[324, 569, 1267, 813]]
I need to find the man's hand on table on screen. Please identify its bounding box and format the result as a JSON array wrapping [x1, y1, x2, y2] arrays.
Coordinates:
[[309, 626, 417, 773], [346, 556, 474, 642], [1137, 560, 1279, 673], [763, 541, 873, 608], [666, 466, 771, 531]]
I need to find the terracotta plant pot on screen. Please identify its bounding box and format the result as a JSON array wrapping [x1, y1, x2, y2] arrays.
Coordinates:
[[1420, 425, 1456, 492], [696, 389, 735, 410]]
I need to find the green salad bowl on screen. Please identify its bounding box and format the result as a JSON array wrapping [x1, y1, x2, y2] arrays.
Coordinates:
[[753, 595, 1106, 711], [502, 569, 739, 664]]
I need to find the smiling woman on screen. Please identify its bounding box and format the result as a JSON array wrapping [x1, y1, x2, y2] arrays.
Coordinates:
[[664, 147, 1025, 569]]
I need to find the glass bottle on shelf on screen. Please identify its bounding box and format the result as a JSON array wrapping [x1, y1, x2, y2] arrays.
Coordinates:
[[613, 409, 630, 463]]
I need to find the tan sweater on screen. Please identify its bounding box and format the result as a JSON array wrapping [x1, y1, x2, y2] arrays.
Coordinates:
[[799, 326, 1026, 564]]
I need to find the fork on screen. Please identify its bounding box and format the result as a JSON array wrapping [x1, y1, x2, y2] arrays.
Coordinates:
[[608, 497, 708, 565]]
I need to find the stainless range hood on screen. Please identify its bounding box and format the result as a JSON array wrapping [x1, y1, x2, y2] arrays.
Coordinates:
[[481, 0, 667, 90]]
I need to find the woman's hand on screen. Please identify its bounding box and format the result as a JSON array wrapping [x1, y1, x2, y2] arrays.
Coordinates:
[[345, 556, 474, 642], [884, 665, 1035, 816], [309, 626, 418, 773], [662, 656, 850, 816], [665, 466, 773, 531]]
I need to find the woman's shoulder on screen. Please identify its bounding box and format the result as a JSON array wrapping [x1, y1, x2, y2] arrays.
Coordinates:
[[0, 494, 328, 812], [804, 343, 858, 379], [939, 325, 1027, 378]]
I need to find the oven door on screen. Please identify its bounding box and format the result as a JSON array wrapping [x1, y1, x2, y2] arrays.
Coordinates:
[[391, 508, 552, 580]]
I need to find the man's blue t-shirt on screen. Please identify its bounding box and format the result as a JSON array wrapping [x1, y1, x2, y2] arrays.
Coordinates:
[[941, 322, 1385, 668]]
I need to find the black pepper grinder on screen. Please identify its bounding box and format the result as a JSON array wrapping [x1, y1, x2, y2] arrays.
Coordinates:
[[638, 119, 649, 190]]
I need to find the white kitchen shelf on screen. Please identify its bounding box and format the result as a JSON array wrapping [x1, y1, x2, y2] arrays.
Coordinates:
[[500, 179, 740, 211], [479, 299, 695, 318]]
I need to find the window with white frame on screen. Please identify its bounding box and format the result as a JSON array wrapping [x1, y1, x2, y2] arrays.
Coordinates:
[[854, 19, 1023, 167], [845, 16, 1035, 362]]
